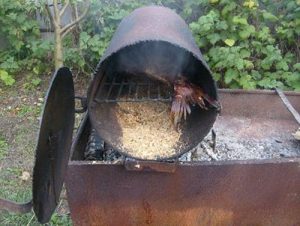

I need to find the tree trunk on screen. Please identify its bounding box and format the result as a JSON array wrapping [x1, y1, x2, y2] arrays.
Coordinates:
[[45, 0, 89, 70], [53, 0, 63, 70], [54, 29, 63, 69]]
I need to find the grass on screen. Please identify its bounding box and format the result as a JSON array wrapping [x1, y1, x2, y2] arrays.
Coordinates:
[[0, 135, 8, 161], [17, 105, 41, 118], [0, 158, 73, 225], [1, 210, 72, 226], [0, 88, 72, 225]]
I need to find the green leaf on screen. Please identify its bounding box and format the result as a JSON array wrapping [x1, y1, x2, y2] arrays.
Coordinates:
[[232, 16, 248, 25], [224, 39, 235, 46], [239, 25, 255, 39], [240, 49, 251, 58], [31, 78, 41, 86], [33, 66, 39, 75], [225, 68, 238, 84], [236, 59, 244, 70], [216, 21, 228, 30], [243, 0, 257, 9], [244, 60, 254, 69], [213, 73, 222, 81], [251, 70, 261, 80], [239, 74, 255, 89], [108, 9, 129, 20], [207, 33, 221, 45], [239, 30, 251, 39], [276, 61, 289, 71], [293, 63, 300, 71], [0, 69, 15, 86], [221, 2, 237, 16], [262, 11, 278, 22], [189, 22, 200, 32]]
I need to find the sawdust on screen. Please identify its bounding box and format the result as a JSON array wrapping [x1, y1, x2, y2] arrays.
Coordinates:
[[115, 101, 182, 160]]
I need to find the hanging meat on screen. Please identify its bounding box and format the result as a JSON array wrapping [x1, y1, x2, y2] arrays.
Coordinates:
[[171, 77, 220, 129]]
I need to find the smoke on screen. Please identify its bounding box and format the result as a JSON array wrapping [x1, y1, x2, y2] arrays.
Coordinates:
[[104, 40, 217, 100], [108, 41, 190, 83]]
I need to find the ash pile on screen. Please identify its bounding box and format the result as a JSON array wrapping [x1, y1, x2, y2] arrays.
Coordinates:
[[84, 124, 300, 163]]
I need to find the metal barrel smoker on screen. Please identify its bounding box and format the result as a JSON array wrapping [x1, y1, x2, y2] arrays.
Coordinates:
[[1, 6, 300, 226]]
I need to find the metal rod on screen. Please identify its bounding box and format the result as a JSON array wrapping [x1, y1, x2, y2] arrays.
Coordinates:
[[95, 97, 172, 103], [147, 82, 151, 99], [128, 82, 133, 99], [106, 76, 116, 99], [116, 80, 124, 100], [135, 82, 139, 99], [157, 85, 161, 99]]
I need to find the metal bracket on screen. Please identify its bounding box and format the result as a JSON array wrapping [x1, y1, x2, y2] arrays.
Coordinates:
[[124, 158, 177, 173], [211, 129, 216, 152], [275, 89, 300, 140], [275, 89, 300, 125]]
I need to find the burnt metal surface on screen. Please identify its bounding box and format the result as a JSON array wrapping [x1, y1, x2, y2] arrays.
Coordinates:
[[67, 90, 300, 226], [124, 158, 177, 173], [218, 89, 300, 119], [89, 6, 217, 100], [99, 6, 209, 69], [96, 6, 215, 93], [33, 67, 75, 223], [67, 160, 300, 226]]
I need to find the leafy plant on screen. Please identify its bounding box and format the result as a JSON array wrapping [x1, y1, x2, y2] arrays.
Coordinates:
[[0, 0, 299, 91], [189, 0, 300, 90], [0, 0, 47, 86], [0, 70, 15, 86]]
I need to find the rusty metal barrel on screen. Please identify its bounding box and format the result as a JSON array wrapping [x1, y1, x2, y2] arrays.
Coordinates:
[[88, 6, 219, 160]]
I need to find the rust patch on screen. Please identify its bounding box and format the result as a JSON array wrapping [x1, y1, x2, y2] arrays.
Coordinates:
[[142, 200, 153, 225]]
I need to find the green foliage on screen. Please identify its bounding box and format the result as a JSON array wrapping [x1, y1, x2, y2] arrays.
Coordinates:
[[0, 69, 15, 86], [0, 0, 299, 91], [75, 0, 159, 72], [189, 0, 300, 90], [0, 0, 51, 87]]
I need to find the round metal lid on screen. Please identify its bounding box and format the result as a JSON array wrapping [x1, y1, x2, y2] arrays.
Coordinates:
[[32, 67, 74, 223]]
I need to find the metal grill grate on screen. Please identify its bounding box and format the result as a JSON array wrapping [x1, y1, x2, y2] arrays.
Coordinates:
[[95, 75, 173, 103]]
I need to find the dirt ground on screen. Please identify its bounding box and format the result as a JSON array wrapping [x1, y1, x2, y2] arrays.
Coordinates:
[[0, 74, 89, 225]]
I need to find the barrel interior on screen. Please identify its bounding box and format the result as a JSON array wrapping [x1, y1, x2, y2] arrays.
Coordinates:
[[87, 41, 218, 160]]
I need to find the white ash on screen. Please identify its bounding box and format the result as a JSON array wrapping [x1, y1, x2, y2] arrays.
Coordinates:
[[85, 117, 300, 162], [179, 130, 300, 162], [85, 129, 300, 162]]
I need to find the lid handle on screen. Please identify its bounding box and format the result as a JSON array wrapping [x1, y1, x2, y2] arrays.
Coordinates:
[[0, 198, 32, 214]]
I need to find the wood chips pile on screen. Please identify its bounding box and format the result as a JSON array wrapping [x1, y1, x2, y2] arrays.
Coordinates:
[[115, 101, 182, 160]]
